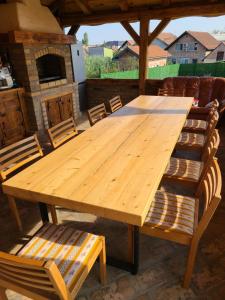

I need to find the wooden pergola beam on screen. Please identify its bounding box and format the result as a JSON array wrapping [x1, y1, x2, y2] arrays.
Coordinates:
[[139, 18, 149, 95], [148, 18, 170, 45], [120, 21, 140, 45], [61, 2, 225, 25], [74, 0, 92, 15], [68, 25, 80, 35], [119, 0, 129, 11]]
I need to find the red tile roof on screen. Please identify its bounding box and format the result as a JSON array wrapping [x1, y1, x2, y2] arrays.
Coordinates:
[[128, 45, 171, 59], [156, 32, 177, 45], [187, 31, 220, 50]]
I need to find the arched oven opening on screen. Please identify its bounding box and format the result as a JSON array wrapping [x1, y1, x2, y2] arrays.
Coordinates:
[[36, 54, 66, 84]]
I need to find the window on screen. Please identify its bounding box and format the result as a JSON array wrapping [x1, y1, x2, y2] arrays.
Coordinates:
[[192, 59, 198, 64], [179, 58, 189, 64], [188, 43, 198, 51], [172, 58, 176, 64], [77, 50, 80, 56], [175, 43, 188, 51], [216, 51, 224, 61]]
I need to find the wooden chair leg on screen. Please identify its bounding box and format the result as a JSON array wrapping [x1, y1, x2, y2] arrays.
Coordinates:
[[7, 196, 23, 232], [127, 224, 134, 263], [48, 205, 58, 224], [0, 287, 8, 300], [183, 239, 199, 288], [99, 237, 107, 285]]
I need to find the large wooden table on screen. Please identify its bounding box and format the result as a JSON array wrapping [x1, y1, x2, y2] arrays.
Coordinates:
[[3, 95, 193, 273]]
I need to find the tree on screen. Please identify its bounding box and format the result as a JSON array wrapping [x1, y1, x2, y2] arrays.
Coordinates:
[[82, 32, 89, 46]]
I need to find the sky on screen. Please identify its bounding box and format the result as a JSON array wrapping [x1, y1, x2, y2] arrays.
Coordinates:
[[73, 16, 225, 45]]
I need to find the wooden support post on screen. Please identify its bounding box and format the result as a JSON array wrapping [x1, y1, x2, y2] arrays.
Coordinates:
[[139, 18, 149, 95]]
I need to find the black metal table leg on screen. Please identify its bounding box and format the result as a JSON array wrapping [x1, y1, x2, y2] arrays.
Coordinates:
[[39, 202, 49, 222], [132, 225, 139, 275], [107, 225, 139, 274]]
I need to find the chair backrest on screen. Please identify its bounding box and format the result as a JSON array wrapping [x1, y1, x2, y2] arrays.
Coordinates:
[[0, 251, 71, 300], [0, 134, 43, 181], [47, 117, 77, 149], [201, 129, 219, 162], [109, 96, 123, 113], [195, 158, 222, 239], [206, 110, 219, 137], [158, 88, 185, 97], [87, 103, 107, 126]]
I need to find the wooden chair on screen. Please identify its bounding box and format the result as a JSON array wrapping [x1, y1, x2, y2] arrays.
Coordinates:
[[158, 88, 185, 97], [109, 96, 123, 113], [47, 117, 77, 149], [176, 111, 219, 151], [184, 100, 219, 133], [138, 158, 222, 288], [0, 223, 106, 300], [87, 103, 108, 126], [164, 130, 219, 191], [0, 135, 57, 231]]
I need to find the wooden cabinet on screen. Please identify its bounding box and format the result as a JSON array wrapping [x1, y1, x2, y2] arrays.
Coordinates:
[[44, 92, 73, 127], [0, 88, 28, 147]]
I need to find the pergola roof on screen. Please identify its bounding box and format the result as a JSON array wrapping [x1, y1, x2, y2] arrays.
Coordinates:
[[41, 0, 225, 26]]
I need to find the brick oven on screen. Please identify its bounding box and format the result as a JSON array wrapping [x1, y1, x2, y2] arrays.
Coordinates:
[[0, 0, 81, 142], [0, 33, 80, 135]]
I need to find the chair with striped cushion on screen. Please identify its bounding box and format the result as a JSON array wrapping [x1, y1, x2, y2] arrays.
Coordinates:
[[87, 103, 109, 126], [176, 111, 219, 151], [138, 158, 221, 288], [164, 129, 219, 187], [109, 96, 123, 113], [0, 223, 106, 300], [47, 118, 77, 149], [184, 101, 219, 133]]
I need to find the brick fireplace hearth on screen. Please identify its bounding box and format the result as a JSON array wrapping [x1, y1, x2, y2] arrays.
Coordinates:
[[0, 32, 80, 138]]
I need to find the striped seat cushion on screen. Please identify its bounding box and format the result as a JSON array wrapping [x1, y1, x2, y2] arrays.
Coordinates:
[[144, 191, 196, 235], [184, 119, 208, 132], [177, 132, 205, 148], [164, 157, 203, 182], [17, 223, 101, 291]]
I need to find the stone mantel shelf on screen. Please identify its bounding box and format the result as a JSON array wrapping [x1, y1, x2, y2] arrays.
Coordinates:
[[0, 31, 75, 45]]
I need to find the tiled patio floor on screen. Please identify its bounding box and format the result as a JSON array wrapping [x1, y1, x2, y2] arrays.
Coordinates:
[[1, 115, 225, 300]]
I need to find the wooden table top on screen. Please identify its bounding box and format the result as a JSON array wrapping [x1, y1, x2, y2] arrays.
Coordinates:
[[3, 96, 193, 226]]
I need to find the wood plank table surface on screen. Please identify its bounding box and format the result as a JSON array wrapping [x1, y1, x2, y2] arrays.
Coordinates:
[[3, 95, 193, 227]]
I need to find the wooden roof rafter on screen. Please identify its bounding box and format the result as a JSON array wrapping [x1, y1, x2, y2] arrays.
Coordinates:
[[60, 1, 225, 26]]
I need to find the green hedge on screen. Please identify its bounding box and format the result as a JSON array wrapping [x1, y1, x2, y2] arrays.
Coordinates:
[[100, 62, 225, 79]]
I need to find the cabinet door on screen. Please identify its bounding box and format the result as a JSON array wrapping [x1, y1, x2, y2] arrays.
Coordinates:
[[0, 90, 26, 146], [45, 96, 62, 127], [59, 93, 73, 121]]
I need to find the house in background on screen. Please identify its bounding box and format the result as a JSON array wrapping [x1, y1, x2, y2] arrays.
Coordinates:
[[204, 42, 225, 63], [103, 40, 125, 50], [166, 31, 220, 64], [113, 45, 171, 68], [152, 32, 177, 49], [88, 46, 113, 58]]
